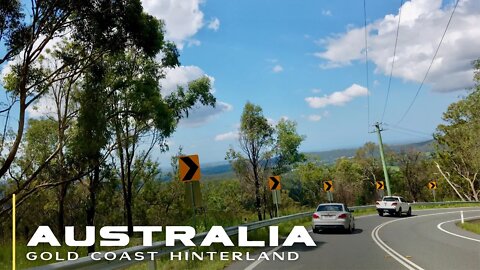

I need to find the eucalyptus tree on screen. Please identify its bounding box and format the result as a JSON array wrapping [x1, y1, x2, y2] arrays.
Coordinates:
[[227, 102, 304, 220], [434, 60, 480, 201], [0, 0, 168, 208]]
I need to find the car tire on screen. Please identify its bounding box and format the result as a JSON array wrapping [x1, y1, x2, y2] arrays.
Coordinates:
[[397, 207, 402, 217], [407, 207, 412, 216], [345, 224, 352, 234], [313, 228, 320, 234], [378, 211, 384, 216]]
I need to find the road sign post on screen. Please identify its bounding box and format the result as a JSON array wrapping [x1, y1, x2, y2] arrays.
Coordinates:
[[427, 181, 437, 202], [272, 190, 280, 217], [269, 176, 281, 217], [179, 154, 202, 229], [376, 181, 385, 199], [323, 181, 334, 202]]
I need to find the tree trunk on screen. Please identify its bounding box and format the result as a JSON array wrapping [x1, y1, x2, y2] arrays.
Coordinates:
[[57, 182, 69, 240], [86, 165, 99, 254]]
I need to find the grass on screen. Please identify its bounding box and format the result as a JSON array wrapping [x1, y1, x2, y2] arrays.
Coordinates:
[[458, 219, 480, 235]]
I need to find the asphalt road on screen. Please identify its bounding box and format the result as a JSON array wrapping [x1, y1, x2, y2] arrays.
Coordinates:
[[227, 207, 480, 270]]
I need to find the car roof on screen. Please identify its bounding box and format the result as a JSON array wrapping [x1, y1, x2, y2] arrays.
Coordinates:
[[317, 203, 345, 206]]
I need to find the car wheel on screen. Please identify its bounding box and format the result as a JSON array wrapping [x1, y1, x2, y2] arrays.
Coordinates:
[[407, 207, 412, 216], [397, 207, 402, 217], [345, 224, 352, 234], [313, 228, 320, 234], [378, 211, 384, 216]]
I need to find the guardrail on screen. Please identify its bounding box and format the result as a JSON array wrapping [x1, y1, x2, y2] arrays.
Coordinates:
[[31, 201, 480, 270]]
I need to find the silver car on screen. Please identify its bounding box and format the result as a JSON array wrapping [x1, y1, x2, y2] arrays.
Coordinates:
[[312, 203, 355, 233]]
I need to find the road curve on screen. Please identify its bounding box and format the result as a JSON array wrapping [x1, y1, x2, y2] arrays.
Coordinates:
[[227, 207, 480, 270]]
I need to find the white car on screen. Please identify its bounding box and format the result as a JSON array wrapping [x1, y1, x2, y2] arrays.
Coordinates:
[[312, 203, 355, 233], [376, 196, 412, 217]]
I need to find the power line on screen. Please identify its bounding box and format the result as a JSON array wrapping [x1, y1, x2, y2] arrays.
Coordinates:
[[363, 0, 370, 132], [396, 0, 459, 124], [385, 125, 433, 140], [381, 0, 403, 122], [384, 123, 433, 137]]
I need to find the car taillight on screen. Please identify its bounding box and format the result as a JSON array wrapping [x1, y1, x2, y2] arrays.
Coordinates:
[[338, 213, 347, 219], [313, 213, 320, 219], [392, 202, 397, 206]]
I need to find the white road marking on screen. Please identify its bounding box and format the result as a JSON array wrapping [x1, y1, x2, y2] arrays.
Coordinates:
[[372, 221, 424, 270], [243, 245, 283, 270], [437, 215, 480, 243], [243, 207, 480, 270], [371, 209, 480, 270]]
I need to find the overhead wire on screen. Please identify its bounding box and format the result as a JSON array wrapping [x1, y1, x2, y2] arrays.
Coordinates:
[[381, 0, 403, 122], [384, 123, 433, 138], [396, 0, 460, 124]]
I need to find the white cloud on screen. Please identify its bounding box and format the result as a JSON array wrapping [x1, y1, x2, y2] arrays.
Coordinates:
[[272, 65, 284, 73], [311, 88, 322, 93], [160, 65, 232, 128], [305, 84, 368, 108], [180, 101, 233, 127], [214, 131, 239, 141], [322, 9, 332, 16], [160, 65, 213, 95], [207, 17, 220, 31], [314, 0, 480, 92], [142, 0, 205, 49], [308, 114, 322, 122]]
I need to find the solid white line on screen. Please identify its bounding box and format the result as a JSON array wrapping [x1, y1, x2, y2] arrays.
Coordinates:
[[243, 245, 283, 270], [371, 222, 424, 270], [244, 208, 480, 270], [437, 215, 480, 243], [371, 209, 480, 270]]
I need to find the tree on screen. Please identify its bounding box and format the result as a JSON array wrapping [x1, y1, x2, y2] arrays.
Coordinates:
[[0, 0, 171, 208], [273, 119, 306, 175], [227, 102, 304, 220], [107, 49, 214, 235], [434, 60, 480, 201], [394, 149, 431, 202]]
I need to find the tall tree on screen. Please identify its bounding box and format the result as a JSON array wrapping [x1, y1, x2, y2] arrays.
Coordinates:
[[434, 60, 480, 201], [227, 102, 273, 220], [107, 49, 215, 235], [227, 102, 304, 220], [0, 0, 168, 208]]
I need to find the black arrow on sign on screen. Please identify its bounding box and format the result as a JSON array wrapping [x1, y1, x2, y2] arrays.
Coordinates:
[[429, 182, 436, 189], [270, 177, 280, 190], [181, 156, 198, 181], [377, 181, 384, 190], [325, 181, 332, 191]]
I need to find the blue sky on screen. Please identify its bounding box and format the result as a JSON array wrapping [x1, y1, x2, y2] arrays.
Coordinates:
[[2, 0, 479, 168], [143, 0, 478, 166]]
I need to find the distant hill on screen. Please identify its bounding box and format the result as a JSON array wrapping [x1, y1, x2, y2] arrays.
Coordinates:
[[306, 140, 435, 164], [198, 140, 435, 180]]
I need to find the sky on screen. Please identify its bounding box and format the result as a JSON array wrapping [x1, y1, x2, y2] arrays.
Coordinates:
[[3, 0, 480, 167]]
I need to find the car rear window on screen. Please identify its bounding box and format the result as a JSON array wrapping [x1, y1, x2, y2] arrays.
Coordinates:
[[317, 205, 343, 212], [383, 197, 399, 202]]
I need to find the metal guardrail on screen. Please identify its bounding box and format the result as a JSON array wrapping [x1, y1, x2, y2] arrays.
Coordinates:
[[30, 201, 480, 270]]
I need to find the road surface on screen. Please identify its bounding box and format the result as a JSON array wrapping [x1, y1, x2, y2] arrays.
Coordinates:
[[227, 207, 480, 270]]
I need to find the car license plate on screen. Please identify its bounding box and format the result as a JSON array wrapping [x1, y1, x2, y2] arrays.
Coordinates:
[[322, 215, 335, 219]]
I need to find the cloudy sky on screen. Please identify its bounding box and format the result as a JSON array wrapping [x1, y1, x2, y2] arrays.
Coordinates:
[[5, 0, 480, 166], [140, 0, 479, 165]]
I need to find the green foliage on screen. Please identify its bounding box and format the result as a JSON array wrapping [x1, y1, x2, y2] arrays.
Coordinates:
[[434, 59, 480, 201], [274, 119, 306, 174]]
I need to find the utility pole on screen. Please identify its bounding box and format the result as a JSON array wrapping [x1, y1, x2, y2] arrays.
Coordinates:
[[374, 122, 391, 196]]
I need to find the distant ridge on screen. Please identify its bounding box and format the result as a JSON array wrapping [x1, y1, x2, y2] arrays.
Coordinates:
[[197, 140, 435, 180]]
